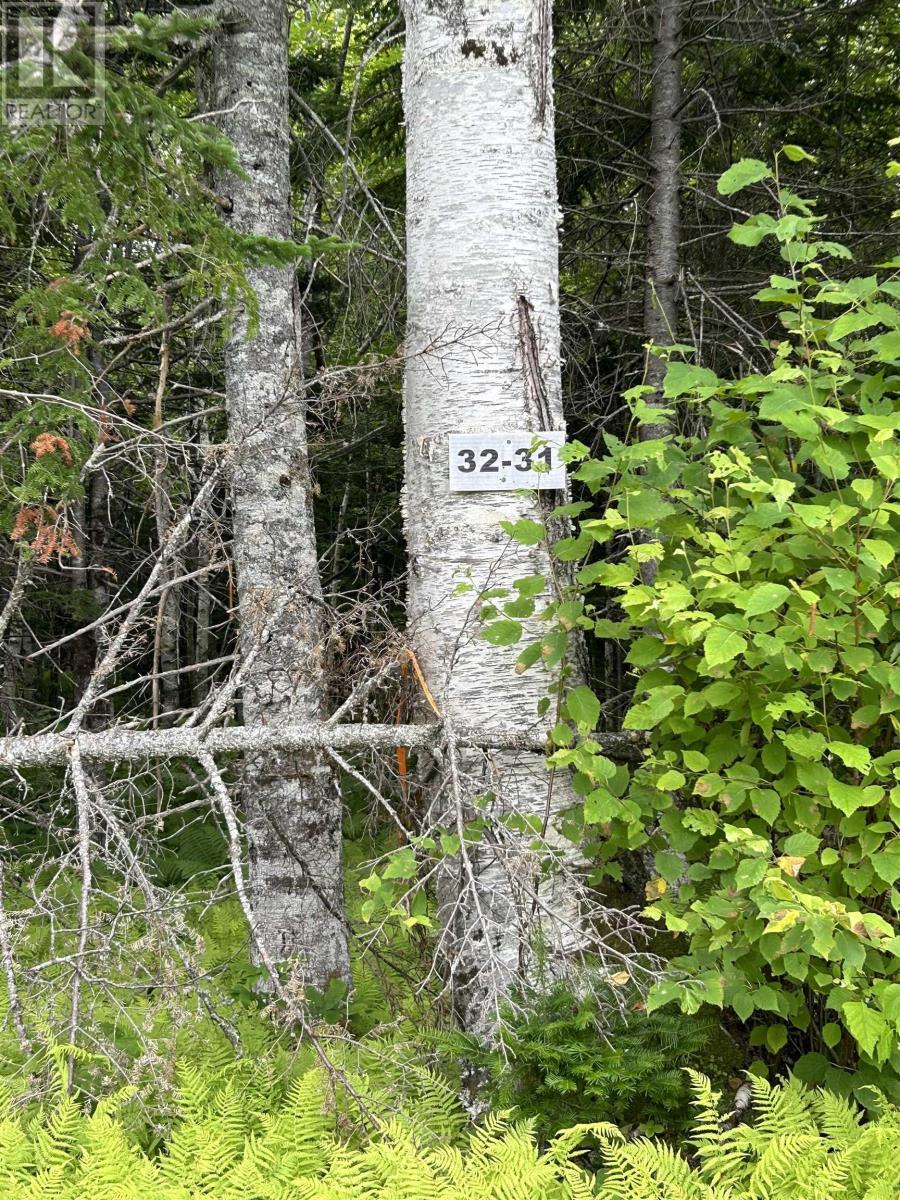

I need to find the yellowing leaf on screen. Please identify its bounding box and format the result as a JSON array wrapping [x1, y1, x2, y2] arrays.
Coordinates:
[[777, 855, 805, 878], [766, 909, 801, 934], [645, 877, 668, 900]]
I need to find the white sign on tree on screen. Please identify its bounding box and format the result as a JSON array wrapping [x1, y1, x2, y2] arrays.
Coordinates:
[[447, 430, 566, 491]]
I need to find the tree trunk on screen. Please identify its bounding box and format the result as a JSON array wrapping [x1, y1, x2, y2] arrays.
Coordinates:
[[402, 0, 584, 1035], [643, 0, 683, 428], [0, 553, 29, 732], [638, 0, 682, 581], [70, 471, 113, 729], [152, 315, 182, 722], [211, 1, 350, 990]]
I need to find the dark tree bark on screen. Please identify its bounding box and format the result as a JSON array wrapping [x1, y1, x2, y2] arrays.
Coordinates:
[[643, 0, 683, 434]]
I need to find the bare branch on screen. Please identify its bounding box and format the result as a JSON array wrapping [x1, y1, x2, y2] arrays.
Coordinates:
[[0, 723, 645, 768]]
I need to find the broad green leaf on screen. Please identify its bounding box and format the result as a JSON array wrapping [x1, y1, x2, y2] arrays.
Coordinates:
[[766, 1023, 788, 1053], [783, 832, 820, 856], [703, 626, 747, 667], [513, 574, 546, 597], [584, 788, 622, 823], [732, 989, 755, 1021], [481, 619, 522, 646], [751, 789, 781, 825], [717, 158, 773, 195], [623, 686, 683, 731], [567, 685, 601, 729], [861, 538, 895, 567], [627, 635, 667, 666], [828, 742, 871, 772], [735, 857, 769, 889], [682, 750, 709, 771], [828, 309, 879, 341], [683, 808, 718, 835], [743, 582, 790, 616], [622, 490, 675, 526], [754, 985, 782, 1012], [655, 850, 685, 883], [871, 847, 900, 884], [827, 778, 883, 816], [662, 361, 720, 398], [500, 518, 544, 546], [842, 1001, 887, 1057], [781, 730, 826, 760], [645, 979, 684, 1013], [729, 220, 771, 247], [869, 330, 900, 363], [761, 742, 787, 774], [383, 848, 417, 880], [657, 769, 686, 790], [771, 479, 795, 507]]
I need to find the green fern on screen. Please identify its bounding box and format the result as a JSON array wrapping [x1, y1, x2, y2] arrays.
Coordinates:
[[597, 1072, 900, 1200], [0, 1065, 603, 1199], [3, 1059, 899, 1199]]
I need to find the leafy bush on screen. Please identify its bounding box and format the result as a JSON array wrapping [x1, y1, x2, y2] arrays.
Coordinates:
[[446, 984, 740, 1138], [596, 1071, 900, 1200], [0, 1063, 606, 1199], [491, 148, 900, 1093]]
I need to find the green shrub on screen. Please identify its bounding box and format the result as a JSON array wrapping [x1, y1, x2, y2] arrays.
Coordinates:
[[596, 1071, 900, 1200], [489, 148, 900, 1094]]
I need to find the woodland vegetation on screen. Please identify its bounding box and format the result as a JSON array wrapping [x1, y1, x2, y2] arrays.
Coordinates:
[[1, 0, 900, 1196]]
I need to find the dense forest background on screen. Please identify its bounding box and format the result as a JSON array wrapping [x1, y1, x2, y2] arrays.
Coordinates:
[[1, 0, 900, 1195]]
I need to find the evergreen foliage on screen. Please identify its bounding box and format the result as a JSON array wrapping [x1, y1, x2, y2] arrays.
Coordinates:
[[0, 11, 330, 548], [442, 985, 739, 1138]]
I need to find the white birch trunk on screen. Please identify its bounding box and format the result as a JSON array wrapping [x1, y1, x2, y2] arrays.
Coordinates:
[[211, 1, 350, 990], [402, 0, 584, 1034]]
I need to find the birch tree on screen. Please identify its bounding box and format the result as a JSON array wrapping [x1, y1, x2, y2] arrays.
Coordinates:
[[211, 1, 350, 989], [402, 0, 584, 1034]]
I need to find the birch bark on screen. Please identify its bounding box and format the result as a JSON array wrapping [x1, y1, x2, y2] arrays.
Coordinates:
[[402, 0, 584, 1034], [211, 1, 350, 989]]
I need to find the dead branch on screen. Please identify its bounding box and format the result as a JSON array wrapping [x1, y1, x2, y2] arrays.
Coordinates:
[[0, 723, 646, 768]]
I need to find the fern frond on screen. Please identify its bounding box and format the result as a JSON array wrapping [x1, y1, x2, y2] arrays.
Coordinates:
[[811, 1089, 864, 1146]]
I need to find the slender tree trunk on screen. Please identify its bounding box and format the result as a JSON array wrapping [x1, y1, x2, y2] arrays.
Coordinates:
[[643, 0, 682, 428], [638, 0, 682, 581], [70, 472, 112, 728], [211, 0, 350, 989], [152, 314, 182, 721], [0, 557, 28, 729], [402, 0, 584, 1035]]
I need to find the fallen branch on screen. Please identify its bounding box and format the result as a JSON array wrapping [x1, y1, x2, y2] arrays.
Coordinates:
[[0, 722, 645, 768]]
